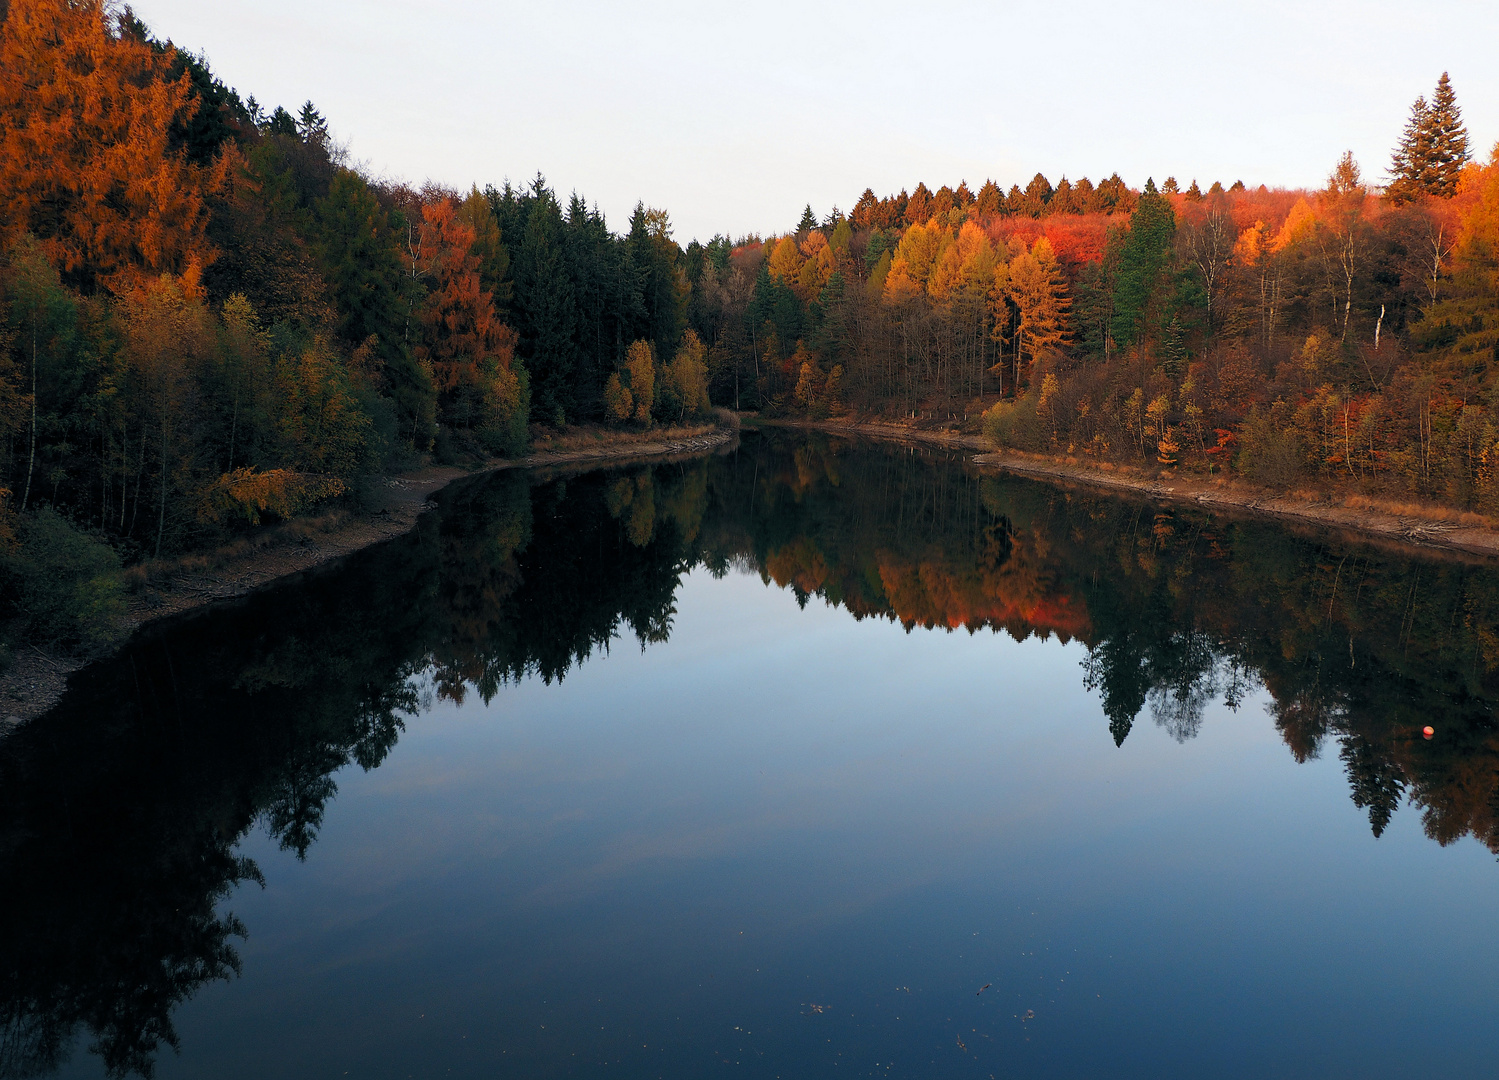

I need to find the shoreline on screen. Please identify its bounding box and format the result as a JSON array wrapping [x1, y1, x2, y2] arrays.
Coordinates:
[[746, 417, 1499, 563], [2, 426, 737, 726]]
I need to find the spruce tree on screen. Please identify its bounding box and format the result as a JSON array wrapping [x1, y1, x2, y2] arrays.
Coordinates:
[[1388, 73, 1470, 201], [1387, 95, 1432, 202], [796, 204, 818, 234], [1426, 72, 1471, 196], [1110, 178, 1176, 350]]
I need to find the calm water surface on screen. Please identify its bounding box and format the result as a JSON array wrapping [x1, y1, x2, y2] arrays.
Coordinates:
[[6, 431, 1499, 1078]]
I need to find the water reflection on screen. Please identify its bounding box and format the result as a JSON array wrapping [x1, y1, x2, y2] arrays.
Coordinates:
[[3, 430, 1499, 1076]]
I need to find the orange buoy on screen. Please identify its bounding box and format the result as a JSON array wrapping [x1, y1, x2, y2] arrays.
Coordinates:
[[1423, 726, 1435, 739]]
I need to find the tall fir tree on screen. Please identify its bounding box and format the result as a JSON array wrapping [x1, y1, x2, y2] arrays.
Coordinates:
[[1426, 72, 1471, 196], [1387, 95, 1432, 203], [1110, 179, 1176, 350], [1388, 73, 1470, 200]]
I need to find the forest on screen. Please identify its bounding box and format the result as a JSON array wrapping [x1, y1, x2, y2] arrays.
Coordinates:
[[3, 0, 1498, 657]]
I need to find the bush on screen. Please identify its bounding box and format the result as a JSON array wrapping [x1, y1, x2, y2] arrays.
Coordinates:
[[3, 508, 125, 650], [982, 391, 1045, 451], [1236, 407, 1302, 490]]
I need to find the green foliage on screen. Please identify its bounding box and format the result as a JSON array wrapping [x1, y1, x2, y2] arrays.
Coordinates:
[[3, 508, 123, 649], [1110, 179, 1176, 350]]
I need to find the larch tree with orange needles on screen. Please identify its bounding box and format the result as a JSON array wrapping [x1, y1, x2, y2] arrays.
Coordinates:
[[0, 0, 224, 293], [415, 197, 528, 453]]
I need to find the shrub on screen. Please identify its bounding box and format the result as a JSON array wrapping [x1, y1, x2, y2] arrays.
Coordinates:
[[1236, 407, 1302, 490], [982, 391, 1045, 451], [3, 508, 125, 650]]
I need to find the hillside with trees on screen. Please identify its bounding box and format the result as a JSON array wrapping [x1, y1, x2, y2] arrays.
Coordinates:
[[2, 0, 1497, 659]]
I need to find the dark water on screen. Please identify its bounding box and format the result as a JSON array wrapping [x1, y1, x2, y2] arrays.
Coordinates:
[[6, 431, 1499, 1079]]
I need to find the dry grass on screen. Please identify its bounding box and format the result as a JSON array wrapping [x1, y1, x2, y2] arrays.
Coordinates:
[[1340, 493, 1495, 529], [528, 422, 722, 454]]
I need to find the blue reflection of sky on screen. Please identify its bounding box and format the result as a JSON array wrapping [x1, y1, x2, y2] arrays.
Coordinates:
[[102, 567, 1499, 1079]]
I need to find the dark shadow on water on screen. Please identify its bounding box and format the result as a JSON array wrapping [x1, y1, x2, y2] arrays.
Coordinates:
[[4, 429, 1499, 1076]]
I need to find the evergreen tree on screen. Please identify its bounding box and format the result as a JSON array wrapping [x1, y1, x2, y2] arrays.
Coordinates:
[[626, 203, 687, 362], [296, 101, 328, 148], [513, 181, 578, 425], [1426, 72, 1471, 196], [312, 175, 434, 447], [1110, 179, 1176, 350], [1389, 73, 1471, 201], [1388, 95, 1434, 202], [796, 204, 819, 234]]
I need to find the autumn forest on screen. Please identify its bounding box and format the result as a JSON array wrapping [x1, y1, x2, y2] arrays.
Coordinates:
[[3, 0, 1498, 655]]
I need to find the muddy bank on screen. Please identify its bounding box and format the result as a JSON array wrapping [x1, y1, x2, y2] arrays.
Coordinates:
[[747, 416, 1499, 562], [2, 427, 736, 725]]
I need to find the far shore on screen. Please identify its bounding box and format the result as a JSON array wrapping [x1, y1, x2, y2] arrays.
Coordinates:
[[745, 416, 1499, 564], [2, 424, 737, 726]]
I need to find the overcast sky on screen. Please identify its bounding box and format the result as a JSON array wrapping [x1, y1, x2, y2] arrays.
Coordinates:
[[133, 0, 1499, 245]]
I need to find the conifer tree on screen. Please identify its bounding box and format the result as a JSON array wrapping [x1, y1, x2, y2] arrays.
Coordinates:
[[1388, 73, 1470, 201], [1388, 95, 1434, 202], [1426, 72, 1471, 196], [796, 204, 819, 234], [1110, 178, 1176, 350]]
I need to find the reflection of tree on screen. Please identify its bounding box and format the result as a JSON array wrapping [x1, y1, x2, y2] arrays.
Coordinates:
[[730, 433, 1499, 858], [0, 463, 705, 1077], [9, 431, 1499, 1076]]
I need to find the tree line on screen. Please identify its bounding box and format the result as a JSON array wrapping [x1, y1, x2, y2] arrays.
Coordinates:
[[3, 0, 1496, 652], [0, 0, 718, 651], [691, 70, 1499, 526]]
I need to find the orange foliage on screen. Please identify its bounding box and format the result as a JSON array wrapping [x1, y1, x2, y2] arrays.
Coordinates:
[[416, 197, 519, 395], [199, 467, 345, 526], [0, 0, 223, 291], [987, 214, 1114, 267]]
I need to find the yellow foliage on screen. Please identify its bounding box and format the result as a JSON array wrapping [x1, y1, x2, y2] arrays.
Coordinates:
[[767, 236, 805, 284], [884, 219, 952, 301], [604, 372, 633, 423], [1273, 197, 1317, 251], [660, 329, 710, 422], [1003, 239, 1071, 364], [200, 468, 346, 526], [1455, 152, 1499, 296], [624, 339, 655, 424], [275, 341, 372, 475], [928, 221, 997, 300], [794, 358, 819, 408]]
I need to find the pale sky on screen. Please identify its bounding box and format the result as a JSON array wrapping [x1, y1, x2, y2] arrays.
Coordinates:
[[133, 0, 1499, 245]]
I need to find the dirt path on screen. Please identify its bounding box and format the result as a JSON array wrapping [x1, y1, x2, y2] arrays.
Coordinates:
[[2, 427, 736, 726], [749, 417, 1499, 561]]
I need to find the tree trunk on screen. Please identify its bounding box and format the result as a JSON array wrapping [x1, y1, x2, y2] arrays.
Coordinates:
[[156, 393, 168, 559], [21, 326, 37, 511]]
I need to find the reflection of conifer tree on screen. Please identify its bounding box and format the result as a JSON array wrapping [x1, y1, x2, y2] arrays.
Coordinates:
[[1083, 639, 1150, 747], [1341, 733, 1406, 837]]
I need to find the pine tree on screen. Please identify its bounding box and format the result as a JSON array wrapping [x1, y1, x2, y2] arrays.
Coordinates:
[[1387, 95, 1432, 202], [1388, 74, 1470, 201], [1110, 178, 1176, 350], [796, 204, 819, 234], [1426, 72, 1471, 197], [296, 100, 329, 147]]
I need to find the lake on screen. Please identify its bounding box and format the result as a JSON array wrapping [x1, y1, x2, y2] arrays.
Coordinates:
[[5, 430, 1499, 1079]]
